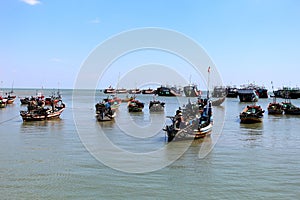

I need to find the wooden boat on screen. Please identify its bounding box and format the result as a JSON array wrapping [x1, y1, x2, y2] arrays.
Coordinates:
[[116, 88, 127, 94], [268, 103, 283, 115], [240, 105, 264, 123], [240, 83, 268, 98], [267, 97, 283, 114], [2, 83, 17, 104], [226, 86, 238, 98], [273, 87, 300, 99], [211, 96, 226, 106], [128, 99, 144, 112], [20, 91, 45, 105], [20, 100, 65, 121], [212, 86, 226, 98], [20, 97, 31, 105], [237, 89, 259, 102], [103, 86, 116, 94], [103, 95, 122, 110], [0, 97, 7, 108], [45, 89, 62, 105], [6, 96, 16, 104], [128, 88, 141, 94], [156, 86, 182, 96], [164, 100, 213, 142], [183, 84, 201, 97], [95, 102, 116, 121], [149, 100, 165, 112], [282, 100, 300, 115], [142, 88, 155, 94]]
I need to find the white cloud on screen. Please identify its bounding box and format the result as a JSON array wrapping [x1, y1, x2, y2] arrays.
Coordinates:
[[21, 0, 41, 6], [89, 18, 100, 24]]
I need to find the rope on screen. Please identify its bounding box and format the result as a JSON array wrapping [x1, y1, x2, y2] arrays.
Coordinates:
[[0, 114, 20, 125]]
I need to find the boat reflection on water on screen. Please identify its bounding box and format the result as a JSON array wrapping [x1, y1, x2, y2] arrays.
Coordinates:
[[20, 118, 64, 134]]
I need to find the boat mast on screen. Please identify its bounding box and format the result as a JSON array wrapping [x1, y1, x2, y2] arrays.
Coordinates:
[[207, 66, 210, 99]]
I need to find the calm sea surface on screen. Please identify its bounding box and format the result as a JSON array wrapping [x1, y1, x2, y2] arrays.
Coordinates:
[[1, 89, 300, 199]]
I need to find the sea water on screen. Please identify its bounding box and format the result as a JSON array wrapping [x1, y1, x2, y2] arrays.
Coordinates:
[[0, 89, 300, 199]]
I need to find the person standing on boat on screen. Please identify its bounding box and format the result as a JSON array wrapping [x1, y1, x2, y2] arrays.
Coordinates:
[[174, 109, 184, 130], [105, 101, 112, 116]]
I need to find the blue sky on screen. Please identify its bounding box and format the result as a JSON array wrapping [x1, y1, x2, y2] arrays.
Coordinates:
[[1, 0, 300, 90]]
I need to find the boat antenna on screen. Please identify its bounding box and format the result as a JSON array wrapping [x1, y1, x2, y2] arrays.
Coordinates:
[[11, 81, 14, 94]]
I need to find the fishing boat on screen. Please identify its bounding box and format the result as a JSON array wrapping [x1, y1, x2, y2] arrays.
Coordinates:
[[128, 88, 142, 94], [95, 101, 116, 121], [212, 86, 226, 98], [226, 86, 238, 98], [116, 88, 127, 94], [103, 86, 116, 94], [156, 86, 182, 96], [240, 105, 264, 123], [149, 99, 165, 112], [20, 91, 45, 105], [183, 84, 201, 97], [45, 89, 62, 105], [20, 100, 65, 121], [142, 88, 155, 94], [0, 97, 7, 108], [20, 97, 31, 105], [6, 95, 16, 104], [273, 87, 300, 99], [211, 96, 226, 106], [267, 97, 283, 114], [282, 100, 300, 115], [103, 95, 122, 110], [128, 98, 144, 112], [240, 83, 268, 98], [164, 100, 213, 142], [237, 89, 259, 102]]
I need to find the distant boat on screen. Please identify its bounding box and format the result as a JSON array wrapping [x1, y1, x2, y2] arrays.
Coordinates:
[[273, 87, 300, 99], [128, 98, 144, 112], [128, 88, 141, 94], [103, 86, 116, 94], [226, 86, 238, 98], [116, 88, 127, 94], [240, 105, 264, 123], [156, 86, 182, 96], [240, 83, 268, 98], [2, 90, 17, 104], [142, 88, 155, 94], [238, 89, 259, 102], [183, 84, 201, 97], [212, 86, 226, 98], [2, 82, 17, 104]]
